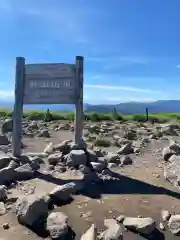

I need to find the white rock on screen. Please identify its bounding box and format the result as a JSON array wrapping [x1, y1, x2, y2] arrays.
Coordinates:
[[80, 224, 97, 240], [44, 142, 54, 154], [168, 215, 180, 235], [100, 218, 123, 240], [0, 202, 6, 215], [123, 217, 156, 235], [46, 212, 69, 239]]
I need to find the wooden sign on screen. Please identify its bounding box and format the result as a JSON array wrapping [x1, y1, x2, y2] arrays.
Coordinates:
[[12, 56, 84, 157], [24, 63, 76, 104]]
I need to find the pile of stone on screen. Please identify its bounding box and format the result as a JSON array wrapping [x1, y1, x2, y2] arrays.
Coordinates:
[[162, 140, 180, 187]]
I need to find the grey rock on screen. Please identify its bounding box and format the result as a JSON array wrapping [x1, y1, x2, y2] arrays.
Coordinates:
[[0, 153, 12, 169], [87, 149, 98, 162], [162, 147, 174, 161], [79, 165, 91, 174], [16, 195, 50, 226], [91, 161, 106, 172], [37, 129, 50, 138], [48, 153, 63, 166], [120, 155, 133, 165], [169, 142, 180, 155], [1, 119, 13, 134], [105, 153, 120, 164], [54, 140, 72, 154], [100, 218, 123, 240], [49, 182, 84, 202], [0, 186, 7, 201], [168, 215, 180, 235], [164, 158, 180, 186], [14, 163, 37, 181], [80, 224, 97, 240], [0, 135, 9, 146], [67, 150, 87, 167], [108, 163, 118, 168], [168, 154, 180, 163], [117, 143, 134, 155], [123, 217, 156, 235], [46, 212, 70, 239], [0, 168, 14, 184]]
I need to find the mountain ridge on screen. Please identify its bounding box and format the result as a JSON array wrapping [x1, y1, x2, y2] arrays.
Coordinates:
[[0, 100, 180, 114]]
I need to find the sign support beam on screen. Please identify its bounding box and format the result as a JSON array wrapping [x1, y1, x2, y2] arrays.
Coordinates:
[[75, 56, 84, 147], [12, 57, 25, 157]]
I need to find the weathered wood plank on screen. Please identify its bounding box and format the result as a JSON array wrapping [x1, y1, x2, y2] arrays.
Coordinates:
[[12, 57, 25, 157], [74, 56, 84, 147]]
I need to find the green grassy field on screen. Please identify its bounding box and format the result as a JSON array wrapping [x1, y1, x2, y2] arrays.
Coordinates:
[[0, 108, 180, 123]]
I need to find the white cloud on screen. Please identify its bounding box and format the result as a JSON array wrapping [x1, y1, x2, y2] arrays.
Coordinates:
[[87, 56, 148, 65], [176, 65, 180, 68], [106, 97, 154, 102], [0, 90, 14, 100], [84, 84, 161, 93]]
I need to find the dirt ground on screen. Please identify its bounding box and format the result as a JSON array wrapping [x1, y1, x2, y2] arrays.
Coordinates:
[[1, 128, 180, 239]]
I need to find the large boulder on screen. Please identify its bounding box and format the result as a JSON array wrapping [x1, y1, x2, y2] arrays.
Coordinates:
[[16, 195, 50, 226], [123, 217, 156, 235]]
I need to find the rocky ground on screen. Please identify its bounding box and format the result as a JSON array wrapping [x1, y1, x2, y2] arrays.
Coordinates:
[[0, 119, 180, 239]]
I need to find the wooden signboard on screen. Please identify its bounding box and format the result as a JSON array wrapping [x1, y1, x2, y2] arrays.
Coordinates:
[[12, 56, 84, 157]]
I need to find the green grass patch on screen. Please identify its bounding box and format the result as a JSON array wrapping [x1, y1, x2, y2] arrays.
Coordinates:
[[0, 108, 179, 122]]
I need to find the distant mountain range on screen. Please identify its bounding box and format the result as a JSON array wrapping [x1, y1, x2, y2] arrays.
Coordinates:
[[1, 100, 180, 114]]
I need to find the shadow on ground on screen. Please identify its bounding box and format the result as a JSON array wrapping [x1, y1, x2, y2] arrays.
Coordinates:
[[32, 170, 179, 240], [35, 170, 180, 200]]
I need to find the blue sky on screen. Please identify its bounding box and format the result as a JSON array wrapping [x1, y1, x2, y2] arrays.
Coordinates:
[[0, 0, 180, 104]]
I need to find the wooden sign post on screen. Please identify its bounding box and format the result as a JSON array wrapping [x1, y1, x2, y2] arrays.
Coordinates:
[[12, 56, 84, 157]]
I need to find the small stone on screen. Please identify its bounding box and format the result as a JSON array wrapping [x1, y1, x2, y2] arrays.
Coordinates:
[[0, 202, 6, 215], [161, 210, 171, 221], [3, 223, 9, 229], [116, 215, 125, 223]]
